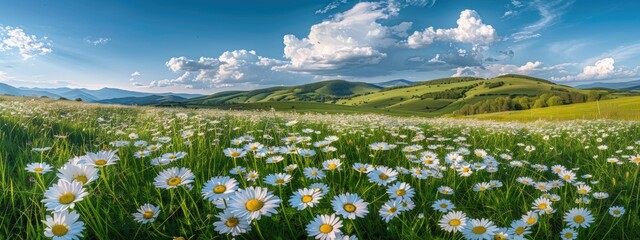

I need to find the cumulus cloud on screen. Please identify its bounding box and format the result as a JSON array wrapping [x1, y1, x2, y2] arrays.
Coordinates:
[[407, 9, 498, 49], [551, 58, 639, 81], [129, 71, 141, 81], [277, 1, 410, 76], [150, 50, 312, 89], [0, 26, 52, 60]]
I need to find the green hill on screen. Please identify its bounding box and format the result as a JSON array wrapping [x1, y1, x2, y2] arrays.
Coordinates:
[[335, 74, 635, 115], [466, 96, 640, 121], [183, 80, 382, 106]]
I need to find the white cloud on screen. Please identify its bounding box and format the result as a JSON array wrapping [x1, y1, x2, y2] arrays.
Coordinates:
[[451, 61, 548, 78], [407, 9, 498, 49], [131, 71, 141, 77], [0, 70, 10, 81], [86, 37, 110, 46], [316, 0, 347, 14], [0, 26, 52, 60], [510, 0, 574, 42], [277, 2, 409, 75], [151, 50, 312, 89], [551, 58, 639, 81], [428, 54, 445, 64]]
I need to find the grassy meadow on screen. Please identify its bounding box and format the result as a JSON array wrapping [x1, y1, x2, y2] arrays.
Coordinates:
[[1, 96, 639, 239]]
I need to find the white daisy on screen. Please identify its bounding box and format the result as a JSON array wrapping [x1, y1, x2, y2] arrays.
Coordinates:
[[201, 176, 238, 202], [227, 186, 281, 221], [462, 218, 498, 240], [560, 228, 578, 240], [263, 173, 292, 186], [56, 163, 99, 185], [609, 206, 625, 217], [563, 207, 594, 228], [432, 199, 455, 213], [153, 167, 195, 189], [289, 188, 323, 210], [42, 179, 89, 213], [378, 198, 402, 223], [306, 214, 343, 240], [367, 166, 398, 186], [331, 193, 369, 219], [386, 182, 415, 200], [132, 203, 160, 224], [438, 211, 467, 233], [213, 209, 251, 236], [25, 162, 53, 174], [43, 210, 85, 239], [81, 150, 119, 167]]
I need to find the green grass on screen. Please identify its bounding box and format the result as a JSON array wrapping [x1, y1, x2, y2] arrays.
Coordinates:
[[467, 96, 640, 121], [1, 96, 640, 239]]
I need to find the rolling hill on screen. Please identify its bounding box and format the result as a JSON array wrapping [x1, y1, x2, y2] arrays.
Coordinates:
[[96, 95, 186, 105], [467, 96, 640, 121], [183, 80, 382, 106], [575, 79, 640, 90]]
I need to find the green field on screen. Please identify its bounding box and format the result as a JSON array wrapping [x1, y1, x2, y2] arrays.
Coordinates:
[[468, 96, 640, 121], [1, 96, 639, 239]]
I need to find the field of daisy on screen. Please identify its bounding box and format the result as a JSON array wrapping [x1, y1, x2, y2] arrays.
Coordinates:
[[1, 97, 639, 240]]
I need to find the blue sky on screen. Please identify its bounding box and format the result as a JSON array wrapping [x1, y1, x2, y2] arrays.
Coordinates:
[[1, 0, 639, 93]]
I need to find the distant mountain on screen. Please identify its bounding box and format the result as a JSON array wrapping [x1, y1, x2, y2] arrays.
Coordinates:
[[373, 79, 416, 88], [575, 79, 640, 90], [96, 95, 186, 105], [184, 80, 382, 106], [5, 83, 203, 101]]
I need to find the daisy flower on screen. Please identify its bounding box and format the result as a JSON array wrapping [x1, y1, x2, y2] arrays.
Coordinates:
[[228, 186, 281, 221], [462, 218, 498, 240], [132, 203, 160, 224], [25, 162, 53, 174], [284, 164, 298, 172], [473, 182, 491, 192], [456, 165, 473, 177], [353, 163, 373, 173], [266, 155, 284, 164], [368, 166, 398, 186], [369, 142, 391, 151], [508, 220, 531, 240], [213, 209, 251, 236], [532, 197, 552, 215], [202, 176, 238, 202], [563, 208, 594, 228], [245, 170, 259, 182], [438, 186, 454, 195], [81, 150, 119, 167], [224, 148, 247, 158], [310, 183, 330, 196], [323, 159, 342, 171], [42, 180, 89, 212], [56, 163, 99, 185], [576, 184, 592, 195], [558, 170, 576, 182], [264, 173, 292, 186], [432, 199, 455, 213], [379, 198, 403, 223], [560, 228, 578, 240], [609, 206, 625, 217], [387, 182, 415, 200], [306, 214, 343, 240], [438, 211, 467, 233], [289, 188, 322, 210], [522, 211, 538, 226], [331, 193, 369, 219], [161, 152, 187, 162], [146, 144, 162, 152], [43, 210, 85, 239], [153, 167, 195, 189], [304, 167, 326, 180]]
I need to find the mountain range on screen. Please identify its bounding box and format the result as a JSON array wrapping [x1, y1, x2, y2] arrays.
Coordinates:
[[575, 79, 640, 90], [0, 83, 203, 102]]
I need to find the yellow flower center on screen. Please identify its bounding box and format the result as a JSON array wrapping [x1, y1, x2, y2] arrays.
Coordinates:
[[94, 159, 107, 165], [75, 176, 88, 184], [387, 207, 397, 214], [34, 167, 44, 172], [526, 218, 536, 225], [275, 179, 285, 184], [358, 167, 366, 172], [424, 159, 433, 165], [537, 203, 548, 210], [462, 168, 470, 173], [58, 193, 75, 204], [213, 185, 226, 194], [143, 210, 154, 219], [343, 203, 356, 213], [440, 204, 448, 208], [574, 215, 585, 224], [633, 157, 640, 163], [564, 232, 573, 238], [449, 219, 461, 226], [231, 152, 240, 157], [225, 217, 239, 227], [167, 177, 182, 186], [250, 146, 257, 151], [515, 227, 525, 235], [319, 224, 333, 234], [494, 233, 507, 240], [327, 164, 337, 170], [396, 189, 406, 196], [613, 210, 620, 214], [563, 175, 571, 180], [168, 155, 176, 159], [472, 226, 487, 234], [51, 224, 68, 236], [151, 146, 158, 150], [301, 195, 313, 203], [578, 189, 587, 195], [379, 173, 389, 180], [311, 172, 318, 176], [476, 152, 483, 157], [245, 199, 264, 212]]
